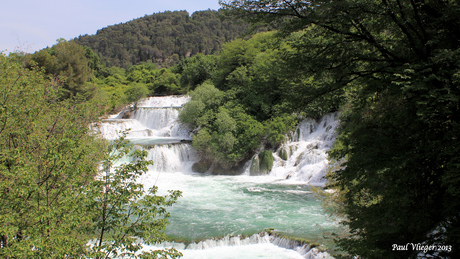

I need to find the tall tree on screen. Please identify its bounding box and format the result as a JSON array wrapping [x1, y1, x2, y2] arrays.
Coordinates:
[[0, 53, 105, 258], [28, 39, 96, 99], [0, 54, 181, 258], [178, 53, 217, 90], [86, 136, 182, 259], [221, 0, 460, 257]]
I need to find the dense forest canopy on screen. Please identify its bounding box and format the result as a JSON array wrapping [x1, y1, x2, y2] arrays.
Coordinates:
[[178, 30, 342, 173], [221, 0, 460, 257], [74, 9, 256, 68], [3, 0, 460, 257]]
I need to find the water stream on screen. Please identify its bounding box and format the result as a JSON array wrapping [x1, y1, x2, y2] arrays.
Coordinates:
[[97, 96, 339, 258]]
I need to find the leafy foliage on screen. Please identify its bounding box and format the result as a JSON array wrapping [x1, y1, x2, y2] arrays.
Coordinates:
[[74, 10, 255, 68], [212, 31, 342, 120], [26, 39, 97, 100], [0, 53, 181, 258], [222, 0, 460, 257], [180, 83, 265, 168], [177, 53, 217, 90], [87, 136, 182, 259], [0, 53, 105, 257], [92, 63, 186, 112]]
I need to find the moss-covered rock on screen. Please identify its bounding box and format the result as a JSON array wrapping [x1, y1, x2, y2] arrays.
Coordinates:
[[259, 150, 273, 174], [212, 162, 244, 175], [278, 148, 288, 160], [250, 151, 274, 175], [191, 160, 212, 173]]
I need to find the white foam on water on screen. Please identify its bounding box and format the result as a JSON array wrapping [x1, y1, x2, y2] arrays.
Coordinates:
[[97, 96, 192, 141], [136, 95, 190, 108], [141, 233, 333, 259], [98, 96, 339, 259], [270, 113, 340, 186]]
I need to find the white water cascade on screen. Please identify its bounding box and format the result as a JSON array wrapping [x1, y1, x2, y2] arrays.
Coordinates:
[[270, 113, 341, 185], [97, 96, 338, 259], [97, 95, 191, 142]]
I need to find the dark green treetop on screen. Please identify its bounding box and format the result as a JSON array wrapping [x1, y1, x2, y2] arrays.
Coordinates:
[[221, 0, 460, 257], [74, 10, 256, 68]]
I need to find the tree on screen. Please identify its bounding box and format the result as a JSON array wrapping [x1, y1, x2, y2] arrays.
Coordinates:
[[151, 69, 182, 95], [86, 136, 182, 259], [125, 83, 149, 104], [221, 0, 460, 257], [212, 31, 299, 120], [179, 83, 265, 170], [28, 39, 96, 99], [0, 53, 181, 258], [74, 10, 254, 68], [0, 53, 105, 258], [179, 54, 217, 90]]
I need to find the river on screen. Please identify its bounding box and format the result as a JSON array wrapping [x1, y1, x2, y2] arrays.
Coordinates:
[[97, 96, 339, 258]]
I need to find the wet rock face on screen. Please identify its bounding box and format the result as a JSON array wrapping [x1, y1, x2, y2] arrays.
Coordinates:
[[212, 164, 245, 175], [278, 148, 288, 161], [250, 150, 274, 176], [120, 109, 133, 119], [259, 150, 274, 174], [192, 160, 212, 173], [192, 159, 245, 175]]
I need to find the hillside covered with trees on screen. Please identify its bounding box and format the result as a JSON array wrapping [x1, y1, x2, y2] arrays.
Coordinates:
[[74, 10, 256, 68], [4, 0, 460, 257]]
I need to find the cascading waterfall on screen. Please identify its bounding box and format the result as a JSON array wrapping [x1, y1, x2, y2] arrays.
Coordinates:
[[131, 107, 186, 135], [144, 232, 331, 258], [270, 113, 340, 185], [97, 95, 191, 140], [97, 119, 150, 139], [143, 144, 198, 173], [98, 96, 337, 259]]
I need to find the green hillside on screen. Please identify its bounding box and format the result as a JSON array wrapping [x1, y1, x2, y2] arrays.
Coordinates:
[[73, 9, 254, 68]]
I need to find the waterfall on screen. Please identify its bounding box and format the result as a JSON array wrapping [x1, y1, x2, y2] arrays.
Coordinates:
[[143, 144, 198, 173], [97, 119, 151, 139], [144, 232, 333, 259], [185, 233, 271, 250], [270, 112, 340, 185], [98, 96, 192, 140], [97, 96, 337, 259], [136, 95, 190, 108], [97, 95, 191, 140], [130, 107, 188, 136]]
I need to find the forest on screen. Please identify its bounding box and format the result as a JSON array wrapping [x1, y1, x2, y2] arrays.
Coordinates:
[[2, 0, 460, 258], [73, 9, 257, 68], [219, 0, 460, 258]]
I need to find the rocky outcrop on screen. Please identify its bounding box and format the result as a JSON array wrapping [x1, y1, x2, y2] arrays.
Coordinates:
[[250, 150, 274, 176], [192, 160, 212, 173], [191, 159, 246, 175]]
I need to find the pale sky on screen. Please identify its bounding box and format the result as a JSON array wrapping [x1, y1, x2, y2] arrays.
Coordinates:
[[1, 0, 222, 53]]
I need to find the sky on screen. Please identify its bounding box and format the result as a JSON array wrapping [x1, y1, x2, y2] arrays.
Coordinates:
[[1, 0, 222, 54]]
